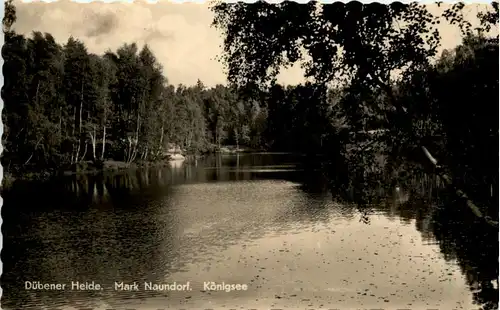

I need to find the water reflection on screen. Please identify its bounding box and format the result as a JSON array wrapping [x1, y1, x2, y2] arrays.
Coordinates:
[[341, 165, 499, 310], [1, 153, 497, 309]]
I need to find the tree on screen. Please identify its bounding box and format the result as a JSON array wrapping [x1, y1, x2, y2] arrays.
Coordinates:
[[428, 35, 498, 214], [211, 0, 500, 223], [2, 33, 29, 171], [441, 2, 498, 41], [212, 2, 440, 91], [211, 1, 443, 164], [63, 37, 91, 164], [3, 0, 16, 33], [2, 0, 278, 176], [85, 54, 116, 161]]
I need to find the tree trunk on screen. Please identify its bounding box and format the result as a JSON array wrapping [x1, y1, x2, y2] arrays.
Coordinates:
[[216, 125, 222, 150], [24, 137, 43, 166], [90, 125, 97, 161], [235, 128, 239, 150], [35, 81, 40, 106], [130, 92, 145, 164], [130, 108, 141, 164], [186, 127, 193, 151], [142, 146, 149, 161], [157, 124, 164, 157], [59, 106, 62, 142], [70, 106, 76, 163], [128, 137, 132, 163], [126, 137, 132, 163], [75, 81, 84, 162], [101, 108, 107, 161], [72, 106, 76, 136], [130, 138, 139, 163], [101, 123, 106, 161], [421, 146, 498, 228], [81, 142, 88, 162]]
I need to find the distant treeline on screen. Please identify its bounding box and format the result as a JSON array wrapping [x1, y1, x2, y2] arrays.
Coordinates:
[[0, 32, 339, 174]]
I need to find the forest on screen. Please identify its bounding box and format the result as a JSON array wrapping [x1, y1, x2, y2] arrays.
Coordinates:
[[209, 1, 499, 222], [0, 29, 351, 174], [1, 1, 499, 222], [1, 1, 351, 180]]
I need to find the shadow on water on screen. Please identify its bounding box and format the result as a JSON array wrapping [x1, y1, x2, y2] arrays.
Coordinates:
[[430, 198, 499, 310], [326, 159, 499, 310], [396, 189, 499, 310], [1, 175, 181, 309], [1, 153, 498, 309]]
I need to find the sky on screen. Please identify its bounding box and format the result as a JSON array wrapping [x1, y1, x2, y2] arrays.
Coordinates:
[[13, 1, 494, 87]]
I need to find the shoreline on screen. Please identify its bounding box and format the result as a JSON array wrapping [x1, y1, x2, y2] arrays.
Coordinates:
[[1, 146, 265, 187], [1, 156, 195, 188], [3, 145, 334, 187]]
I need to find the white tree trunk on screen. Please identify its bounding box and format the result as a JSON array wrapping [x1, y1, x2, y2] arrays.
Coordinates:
[[75, 81, 84, 162], [81, 142, 88, 162], [157, 124, 164, 157], [235, 128, 239, 150], [126, 136, 133, 163], [101, 124, 106, 161], [129, 110, 141, 163], [130, 137, 139, 163], [90, 125, 97, 161]]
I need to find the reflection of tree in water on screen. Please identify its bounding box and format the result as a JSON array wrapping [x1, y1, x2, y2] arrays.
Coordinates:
[[327, 157, 498, 310], [397, 170, 498, 310], [431, 200, 498, 310], [389, 187, 498, 310], [2, 172, 183, 309]]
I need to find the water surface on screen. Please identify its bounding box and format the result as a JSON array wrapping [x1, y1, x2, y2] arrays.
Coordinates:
[[2, 153, 498, 309]]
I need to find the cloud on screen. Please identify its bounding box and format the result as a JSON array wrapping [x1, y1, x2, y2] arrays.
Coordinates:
[[12, 1, 494, 87], [84, 10, 118, 38], [14, 0, 228, 86]]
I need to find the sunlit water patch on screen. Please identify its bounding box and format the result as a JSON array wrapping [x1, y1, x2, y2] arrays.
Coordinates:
[[1, 153, 494, 310]]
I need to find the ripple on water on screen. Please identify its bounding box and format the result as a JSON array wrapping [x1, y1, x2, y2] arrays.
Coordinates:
[[1, 171, 492, 310]]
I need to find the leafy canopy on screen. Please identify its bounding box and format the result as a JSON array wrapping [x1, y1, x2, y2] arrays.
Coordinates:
[[212, 1, 441, 91]]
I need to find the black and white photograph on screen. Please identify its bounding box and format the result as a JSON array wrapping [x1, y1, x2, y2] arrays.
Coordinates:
[[1, 0, 498, 309]]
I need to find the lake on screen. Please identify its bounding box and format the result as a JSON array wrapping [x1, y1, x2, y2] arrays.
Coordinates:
[[1, 153, 498, 310]]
